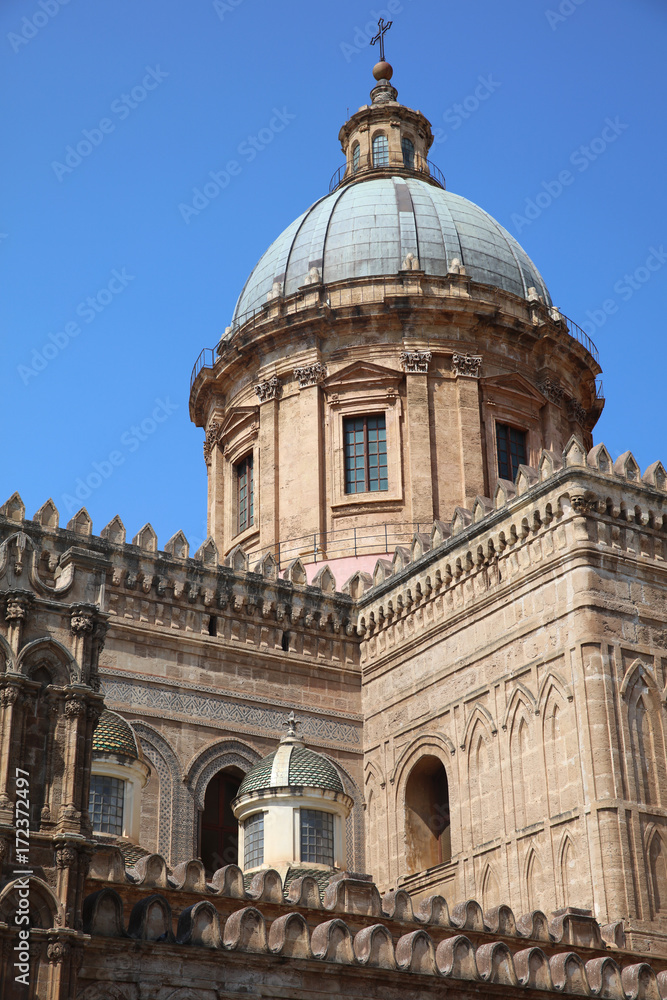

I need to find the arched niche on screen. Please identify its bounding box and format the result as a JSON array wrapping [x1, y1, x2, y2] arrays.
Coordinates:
[[199, 766, 243, 874], [404, 754, 450, 873]]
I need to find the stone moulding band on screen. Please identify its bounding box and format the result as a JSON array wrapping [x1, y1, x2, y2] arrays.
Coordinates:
[[100, 678, 362, 747]]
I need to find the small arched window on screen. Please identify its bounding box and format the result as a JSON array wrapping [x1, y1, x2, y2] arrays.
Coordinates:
[[372, 133, 389, 168], [200, 768, 242, 872], [352, 142, 360, 173], [401, 136, 415, 168], [405, 755, 450, 872]]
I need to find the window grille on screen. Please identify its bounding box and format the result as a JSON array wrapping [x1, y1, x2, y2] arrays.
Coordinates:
[[89, 775, 124, 836], [372, 133, 389, 167], [496, 424, 527, 481], [243, 812, 264, 868], [344, 414, 388, 494], [300, 809, 334, 866]]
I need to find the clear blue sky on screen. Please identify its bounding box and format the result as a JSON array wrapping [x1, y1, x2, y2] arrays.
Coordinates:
[[2, 0, 666, 551]]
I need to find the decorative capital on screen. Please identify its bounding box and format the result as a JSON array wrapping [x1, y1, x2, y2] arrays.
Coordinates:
[[254, 375, 280, 402], [293, 362, 327, 388], [0, 684, 20, 709], [538, 377, 565, 404], [4, 590, 33, 625], [70, 611, 94, 636], [47, 939, 71, 964], [64, 697, 85, 719], [452, 353, 482, 378], [55, 844, 78, 869], [203, 419, 221, 465], [401, 350, 432, 374], [567, 397, 588, 425]]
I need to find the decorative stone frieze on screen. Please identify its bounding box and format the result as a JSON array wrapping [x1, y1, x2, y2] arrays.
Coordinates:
[[452, 353, 482, 377], [400, 350, 432, 374], [254, 375, 280, 401], [538, 377, 565, 404], [293, 362, 327, 388]]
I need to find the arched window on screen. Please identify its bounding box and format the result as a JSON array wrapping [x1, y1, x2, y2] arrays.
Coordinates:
[[352, 142, 360, 173], [372, 133, 389, 168], [649, 832, 667, 915], [401, 136, 415, 168], [200, 768, 242, 873], [404, 755, 450, 873]]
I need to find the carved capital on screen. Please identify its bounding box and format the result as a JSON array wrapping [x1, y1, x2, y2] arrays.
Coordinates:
[[254, 375, 280, 402], [203, 419, 221, 465], [47, 939, 71, 964], [538, 377, 565, 404], [293, 362, 327, 388], [4, 590, 33, 625], [452, 353, 482, 378], [70, 603, 97, 636], [401, 350, 432, 374], [567, 397, 588, 425], [0, 684, 20, 709], [64, 698, 85, 719], [55, 845, 78, 869]]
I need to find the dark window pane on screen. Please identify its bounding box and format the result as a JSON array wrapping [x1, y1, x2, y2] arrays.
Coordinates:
[[244, 812, 264, 868], [236, 453, 254, 534], [496, 424, 527, 482], [402, 136, 415, 168]]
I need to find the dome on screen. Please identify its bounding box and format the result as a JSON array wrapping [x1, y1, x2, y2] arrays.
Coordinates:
[[92, 710, 140, 761], [237, 743, 344, 797], [232, 176, 552, 326]]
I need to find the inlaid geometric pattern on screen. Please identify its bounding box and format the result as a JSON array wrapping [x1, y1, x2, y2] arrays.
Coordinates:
[[102, 679, 361, 747]]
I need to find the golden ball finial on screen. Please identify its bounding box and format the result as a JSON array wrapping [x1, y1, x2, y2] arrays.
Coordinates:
[[372, 60, 393, 81]]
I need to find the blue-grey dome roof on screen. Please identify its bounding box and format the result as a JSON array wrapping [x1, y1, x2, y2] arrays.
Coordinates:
[[232, 176, 551, 325]]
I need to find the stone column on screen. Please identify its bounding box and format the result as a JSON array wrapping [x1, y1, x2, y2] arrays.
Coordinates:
[[452, 353, 486, 505], [255, 376, 281, 557], [288, 363, 327, 553], [0, 680, 22, 819], [4, 590, 33, 659], [538, 376, 566, 453], [204, 414, 224, 549], [401, 351, 434, 528]]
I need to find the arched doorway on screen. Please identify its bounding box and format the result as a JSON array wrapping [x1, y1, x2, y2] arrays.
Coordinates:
[[199, 768, 242, 874], [405, 755, 450, 873]]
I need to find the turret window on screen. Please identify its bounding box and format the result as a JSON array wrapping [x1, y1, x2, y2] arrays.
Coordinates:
[[344, 415, 388, 493], [300, 809, 334, 866], [243, 812, 264, 868], [402, 136, 415, 168], [89, 775, 124, 836], [372, 133, 389, 167], [236, 453, 254, 533], [496, 424, 527, 482], [352, 142, 360, 173]]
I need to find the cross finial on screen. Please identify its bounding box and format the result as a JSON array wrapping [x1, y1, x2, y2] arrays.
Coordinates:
[[282, 710, 300, 738], [370, 17, 392, 62]]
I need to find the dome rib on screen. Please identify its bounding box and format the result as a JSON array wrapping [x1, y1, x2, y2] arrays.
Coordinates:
[[231, 177, 551, 325]]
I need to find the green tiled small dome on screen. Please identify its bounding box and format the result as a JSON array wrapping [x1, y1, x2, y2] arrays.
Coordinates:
[[238, 744, 344, 796], [92, 710, 139, 760]]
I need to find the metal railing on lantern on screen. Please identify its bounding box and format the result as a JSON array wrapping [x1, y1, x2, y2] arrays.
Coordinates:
[[242, 522, 431, 573], [329, 155, 447, 193]]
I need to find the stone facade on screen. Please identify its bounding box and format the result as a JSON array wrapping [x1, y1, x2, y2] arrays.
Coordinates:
[[1, 59, 666, 1000]]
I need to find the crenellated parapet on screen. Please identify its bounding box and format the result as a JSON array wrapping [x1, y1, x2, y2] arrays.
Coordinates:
[[73, 854, 667, 997]]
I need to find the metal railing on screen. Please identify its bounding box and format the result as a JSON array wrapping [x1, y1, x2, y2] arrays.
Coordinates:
[[561, 314, 600, 364], [190, 278, 601, 391], [245, 522, 428, 572], [329, 156, 446, 193]]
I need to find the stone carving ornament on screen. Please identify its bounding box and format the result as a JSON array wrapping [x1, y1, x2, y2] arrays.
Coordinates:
[[452, 353, 483, 378], [254, 375, 280, 402], [203, 419, 221, 465], [400, 350, 432, 374], [567, 397, 588, 425], [293, 362, 327, 388], [538, 377, 565, 404]]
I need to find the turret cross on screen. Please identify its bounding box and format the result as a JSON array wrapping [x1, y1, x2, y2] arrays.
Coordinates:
[[370, 17, 392, 61]]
